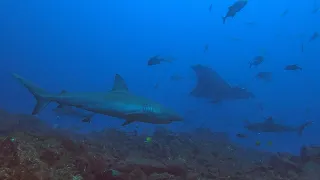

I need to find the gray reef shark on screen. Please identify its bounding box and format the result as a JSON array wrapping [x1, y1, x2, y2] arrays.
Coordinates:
[[190, 64, 254, 103], [244, 116, 312, 136], [12, 73, 183, 126], [53, 104, 94, 123]]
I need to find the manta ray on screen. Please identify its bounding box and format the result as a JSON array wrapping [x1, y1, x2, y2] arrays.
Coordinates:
[[190, 64, 254, 102]]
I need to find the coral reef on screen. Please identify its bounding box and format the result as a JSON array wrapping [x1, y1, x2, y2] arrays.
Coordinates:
[[0, 109, 319, 180]]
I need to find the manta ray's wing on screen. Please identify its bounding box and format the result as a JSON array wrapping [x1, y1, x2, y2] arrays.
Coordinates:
[[190, 64, 232, 100]]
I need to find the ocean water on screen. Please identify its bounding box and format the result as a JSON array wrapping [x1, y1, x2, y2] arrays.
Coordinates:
[[0, 0, 319, 155]]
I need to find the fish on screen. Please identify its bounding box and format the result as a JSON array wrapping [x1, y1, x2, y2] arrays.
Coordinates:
[[312, 7, 319, 13], [284, 64, 302, 71], [281, 9, 288, 17], [249, 56, 264, 68], [309, 32, 318, 42], [236, 133, 247, 138], [209, 4, 212, 12], [244, 116, 312, 136], [12, 73, 183, 126], [222, 0, 248, 24], [147, 55, 173, 66], [255, 72, 272, 82], [190, 64, 254, 103], [204, 44, 209, 53], [52, 104, 94, 122]]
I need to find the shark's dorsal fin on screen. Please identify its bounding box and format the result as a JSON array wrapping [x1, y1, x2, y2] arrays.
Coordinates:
[[111, 74, 128, 92], [264, 116, 274, 124]]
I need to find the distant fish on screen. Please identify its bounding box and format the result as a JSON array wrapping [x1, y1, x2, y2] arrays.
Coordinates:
[[284, 64, 302, 71], [222, 0, 248, 24], [309, 32, 318, 42], [312, 7, 319, 13], [249, 56, 264, 68], [256, 72, 272, 82], [204, 44, 209, 52], [153, 82, 159, 89], [281, 9, 288, 17], [209, 4, 212, 12], [236, 133, 247, 138], [53, 104, 94, 123], [244, 21, 256, 26], [147, 55, 173, 66]]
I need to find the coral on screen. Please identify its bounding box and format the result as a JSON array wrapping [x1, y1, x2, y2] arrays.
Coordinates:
[[0, 109, 319, 179]]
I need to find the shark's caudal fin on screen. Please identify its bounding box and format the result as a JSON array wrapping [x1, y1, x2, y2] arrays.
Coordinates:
[[12, 73, 52, 115], [111, 74, 129, 92], [298, 121, 313, 136]]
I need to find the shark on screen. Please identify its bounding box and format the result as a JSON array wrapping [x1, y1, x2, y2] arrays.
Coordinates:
[[244, 116, 312, 136], [190, 64, 254, 103], [12, 73, 183, 126]]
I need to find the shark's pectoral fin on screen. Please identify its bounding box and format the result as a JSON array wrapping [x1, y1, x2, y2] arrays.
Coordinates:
[[122, 120, 135, 126]]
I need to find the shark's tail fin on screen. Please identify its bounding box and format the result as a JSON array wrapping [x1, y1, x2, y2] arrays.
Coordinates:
[[12, 73, 51, 115], [298, 121, 313, 136]]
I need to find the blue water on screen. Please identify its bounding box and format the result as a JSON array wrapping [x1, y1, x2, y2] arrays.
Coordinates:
[[0, 0, 319, 155]]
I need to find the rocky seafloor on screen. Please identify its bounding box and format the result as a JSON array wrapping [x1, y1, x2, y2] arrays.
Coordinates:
[[0, 109, 320, 180]]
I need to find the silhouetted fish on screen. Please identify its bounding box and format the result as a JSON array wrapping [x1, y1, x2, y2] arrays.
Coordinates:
[[147, 55, 173, 66], [256, 72, 272, 82], [222, 0, 248, 24], [249, 56, 264, 68], [204, 44, 209, 52], [284, 64, 302, 71], [281, 9, 288, 17], [309, 32, 318, 42]]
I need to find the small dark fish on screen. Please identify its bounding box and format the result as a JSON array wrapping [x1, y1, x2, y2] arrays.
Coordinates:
[[204, 44, 209, 52], [309, 32, 318, 42], [249, 56, 264, 68], [209, 4, 212, 12], [147, 55, 173, 66], [222, 0, 248, 24], [245, 21, 256, 26], [256, 72, 272, 81], [281, 9, 288, 17], [236, 133, 247, 138], [153, 82, 159, 89], [284, 64, 302, 71], [53, 105, 94, 123], [312, 7, 319, 13]]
